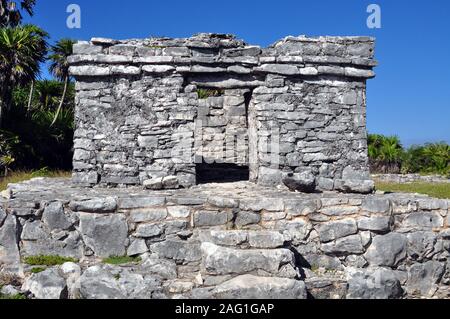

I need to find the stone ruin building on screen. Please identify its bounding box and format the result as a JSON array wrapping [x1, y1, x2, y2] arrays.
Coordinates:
[[1, 34, 449, 300], [68, 33, 377, 193]]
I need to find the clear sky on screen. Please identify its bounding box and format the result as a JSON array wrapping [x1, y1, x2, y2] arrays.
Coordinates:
[[24, 0, 450, 146]]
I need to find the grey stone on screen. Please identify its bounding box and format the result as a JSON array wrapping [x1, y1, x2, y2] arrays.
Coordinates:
[[134, 223, 164, 238], [42, 202, 72, 230], [257, 167, 283, 187], [335, 179, 375, 194], [69, 197, 117, 213], [361, 197, 391, 214], [143, 178, 163, 190], [21, 220, 48, 240], [282, 171, 316, 193], [344, 67, 375, 78], [0, 207, 7, 224], [234, 211, 261, 227], [407, 261, 445, 297], [317, 219, 358, 243], [69, 66, 111, 76], [305, 278, 347, 299], [140, 255, 177, 279], [364, 233, 407, 267], [407, 231, 438, 261], [402, 211, 444, 229], [127, 239, 148, 256], [193, 210, 230, 227], [284, 199, 321, 216], [0, 214, 20, 265], [72, 43, 103, 55], [79, 266, 125, 299], [248, 231, 286, 248], [254, 64, 299, 75], [207, 196, 239, 208], [142, 65, 175, 73], [357, 216, 391, 232], [302, 253, 343, 270], [150, 240, 202, 263], [200, 274, 307, 299], [1, 285, 20, 296], [321, 234, 364, 255], [167, 206, 191, 218], [22, 268, 67, 299], [129, 208, 167, 222], [119, 196, 166, 209], [79, 213, 128, 258], [204, 230, 248, 246], [240, 197, 284, 212], [60, 262, 82, 299], [346, 267, 403, 299], [201, 242, 295, 277]]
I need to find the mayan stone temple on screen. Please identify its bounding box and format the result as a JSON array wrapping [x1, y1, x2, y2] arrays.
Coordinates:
[[1, 33, 449, 300], [69, 33, 376, 193]]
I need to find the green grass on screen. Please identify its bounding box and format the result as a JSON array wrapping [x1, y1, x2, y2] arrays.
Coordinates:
[[30, 267, 46, 274], [375, 181, 450, 199], [0, 169, 71, 191], [0, 292, 27, 300], [103, 256, 142, 265], [23, 255, 78, 266]]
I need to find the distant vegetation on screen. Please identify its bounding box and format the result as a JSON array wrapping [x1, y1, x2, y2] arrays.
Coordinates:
[[368, 134, 449, 177], [0, 1, 75, 181]]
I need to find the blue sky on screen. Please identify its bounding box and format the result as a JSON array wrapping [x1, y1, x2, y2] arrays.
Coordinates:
[[24, 0, 450, 146]]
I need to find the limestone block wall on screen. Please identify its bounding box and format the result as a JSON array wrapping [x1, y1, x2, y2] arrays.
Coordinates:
[[0, 179, 449, 299], [68, 33, 377, 192]]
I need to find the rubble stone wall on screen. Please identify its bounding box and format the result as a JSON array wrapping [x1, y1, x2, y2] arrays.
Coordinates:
[[69, 33, 377, 192], [0, 179, 448, 299]]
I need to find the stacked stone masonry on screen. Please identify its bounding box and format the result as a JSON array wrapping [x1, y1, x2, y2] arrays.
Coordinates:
[[69, 33, 377, 193], [1, 178, 449, 299]]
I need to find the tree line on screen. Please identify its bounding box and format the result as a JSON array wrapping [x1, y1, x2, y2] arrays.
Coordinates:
[[0, 1, 75, 175], [368, 134, 449, 177]]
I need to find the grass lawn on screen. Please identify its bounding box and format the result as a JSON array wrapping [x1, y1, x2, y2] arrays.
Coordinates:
[[0, 170, 71, 191], [375, 181, 450, 199]]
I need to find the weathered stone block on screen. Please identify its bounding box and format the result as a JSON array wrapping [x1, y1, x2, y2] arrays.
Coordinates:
[[317, 219, 358, 243], [364, 233, 407, 267], [79, 213, 128, 258]]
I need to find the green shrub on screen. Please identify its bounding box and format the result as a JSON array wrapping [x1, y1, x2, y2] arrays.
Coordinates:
[[23, 255, 78, 266], [0, 292, 27, 300], [103, 256, 142, 265], [369, 134, 449, 176]]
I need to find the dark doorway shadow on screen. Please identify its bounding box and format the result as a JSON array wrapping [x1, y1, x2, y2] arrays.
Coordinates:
[[196, 162, 249, 184]]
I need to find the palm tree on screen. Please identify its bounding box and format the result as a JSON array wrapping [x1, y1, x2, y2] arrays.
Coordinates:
[[48, 38, 75, 126], [0, 24, 47, 126], [0, 0, 35, 27], [35, 79, 62, 110]]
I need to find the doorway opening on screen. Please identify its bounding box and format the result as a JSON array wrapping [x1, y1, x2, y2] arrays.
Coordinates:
[[196, 162, 250, 184]]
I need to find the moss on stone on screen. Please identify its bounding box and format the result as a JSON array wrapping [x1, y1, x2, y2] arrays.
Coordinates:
[[23, 255, 78, 266], [102, 256, 142, 265]]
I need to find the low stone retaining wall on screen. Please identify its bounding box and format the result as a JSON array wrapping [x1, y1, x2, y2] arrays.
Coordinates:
[[372, 174, 450, 184], [0, 178, 449, 299]]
